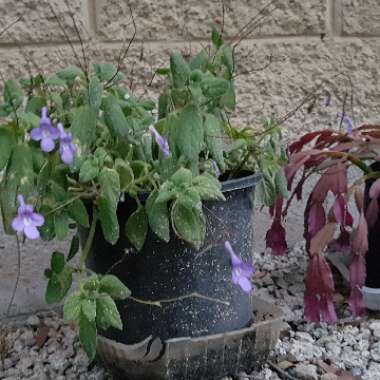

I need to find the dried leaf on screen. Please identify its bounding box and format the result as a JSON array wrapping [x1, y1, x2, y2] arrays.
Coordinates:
[[35, 326, 50, 348]]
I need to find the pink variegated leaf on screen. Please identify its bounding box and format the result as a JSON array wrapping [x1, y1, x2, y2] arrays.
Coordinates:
[[310, 222, 337, 255], [352, 212, 368, 256], [348, 255, 367, 316], [329, 227, 351, 253]]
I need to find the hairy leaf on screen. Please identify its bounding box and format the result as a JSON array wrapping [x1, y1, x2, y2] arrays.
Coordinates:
[[125, 206, 148, 251], [99, 275, 131, 300]]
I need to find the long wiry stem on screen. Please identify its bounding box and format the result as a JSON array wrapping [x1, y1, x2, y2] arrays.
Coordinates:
[[129, 292, 230, 307], [6, 236, 21, 316]]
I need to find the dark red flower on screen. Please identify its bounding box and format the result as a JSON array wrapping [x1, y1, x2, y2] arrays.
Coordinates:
[[266, 220, 288, 255]]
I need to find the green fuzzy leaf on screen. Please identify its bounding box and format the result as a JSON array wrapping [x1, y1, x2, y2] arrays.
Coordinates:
[[39, 206, 55, 241], [81, 298, 97, 323], [67, 234, 80, 261], [255, 174, 276, 207], [63, 292, 82, 321], [45, 268, 72, 304], [54, 211, 69, 240], [68, 199, 90, 227], [211, 25, 223, 48], [71, 106, 97, 147], [189, 50, 209, 72], [201, 77, 229, 98], [45, 75, 67, 87], [125, 206, 148, 251], [93, 63, 124, 83], [146, 190, 170, 242], [51, 251, 65, 274], [96, 294, 123, 331], [88, 76, 103, 111], [174, 104, 204, 162], [102, 95, 129, 138], [171, 200, 206, 250], [83, 275, 100, 292], [99, 275, 131, 300], [170, 52, 191, 88], [204, 113, 226, 171], [98, 168, 120, 244], [220, 81, 236, 110], [171, 167, 193, 188], [4, 79, 23, 108], [179, 188, 202, 210], [79, 158, 99, 183], [115, 158, 134, 192], [56, 66, 84, 83], [0, 128, 15, 171], [25, 97, 46, 115], [192, 173, 225, 201], [79, 312, 97, 361], [275, 169, 289, 198], [222, 45, 234, 76]]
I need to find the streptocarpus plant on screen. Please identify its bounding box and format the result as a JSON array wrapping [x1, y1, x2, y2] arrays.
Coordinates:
[[1, 27, 285, 359], [266, 122, 380, 323]]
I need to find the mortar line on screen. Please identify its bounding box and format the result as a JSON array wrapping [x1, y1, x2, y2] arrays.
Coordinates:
[[0, 34, 325, 52]]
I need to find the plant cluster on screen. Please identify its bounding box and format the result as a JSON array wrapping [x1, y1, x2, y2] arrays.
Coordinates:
[[267, 120, 380, 323], [0, 28, 285, 359]]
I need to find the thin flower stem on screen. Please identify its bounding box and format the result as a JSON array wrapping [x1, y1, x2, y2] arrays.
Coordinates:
[[6, 236, 21, 316], [80, 208, 98, 268], [44, 195, 82, 216], [129, 292, 230, 307]]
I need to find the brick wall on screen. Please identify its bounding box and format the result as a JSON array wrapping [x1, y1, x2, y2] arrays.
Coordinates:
[[0, 0, 379, 138]]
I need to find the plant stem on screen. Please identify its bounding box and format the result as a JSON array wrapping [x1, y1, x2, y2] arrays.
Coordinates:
[[6, 236, 21, 316], [129, 292, 230, 307], [80, 208, 98, 268]]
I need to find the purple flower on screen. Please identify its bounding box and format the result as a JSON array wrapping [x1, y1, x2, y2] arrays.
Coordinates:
[[337, 112, 353, 135], [149, 125, 170, 157], [11, 195, 44, 240], [224, 241, 254, 293], [58, 123, 77, 165], [30, 107, 60, 152]]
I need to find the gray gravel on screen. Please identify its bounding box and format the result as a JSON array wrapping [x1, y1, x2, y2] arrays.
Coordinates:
[[1, 244, 380, 379]]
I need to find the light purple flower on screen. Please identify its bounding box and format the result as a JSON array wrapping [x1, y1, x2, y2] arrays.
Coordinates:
[[58, 123, 77, 165], [11, 195, 44, 240], [30, 107, 60, 152], [337, 112, 353, 135], [149, 125, 170, 157], [224, 241, 254, 293]]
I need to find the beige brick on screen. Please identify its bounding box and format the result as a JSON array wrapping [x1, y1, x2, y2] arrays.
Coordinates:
[[95, 0, 326, 42], [0, 0, 87, 43], [342, 0, 380, 35]]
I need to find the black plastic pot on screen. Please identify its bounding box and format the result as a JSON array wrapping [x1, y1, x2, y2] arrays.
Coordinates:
[[365, 162, 380, 288], [84, 173, 260, 345]]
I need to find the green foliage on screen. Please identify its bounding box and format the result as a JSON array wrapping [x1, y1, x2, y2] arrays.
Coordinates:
[[0, 29, 286, 361]]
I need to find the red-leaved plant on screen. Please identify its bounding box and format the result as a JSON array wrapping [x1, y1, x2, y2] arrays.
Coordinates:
[[266, 124, 380, 322]]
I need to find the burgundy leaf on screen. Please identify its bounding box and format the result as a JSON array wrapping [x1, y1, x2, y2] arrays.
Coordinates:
[[352, 212, 368, 256], [304, 254, 337, 323], [310, 222, 337, 255], [308, 202, 326, 239], [332, 194, 352, 226]]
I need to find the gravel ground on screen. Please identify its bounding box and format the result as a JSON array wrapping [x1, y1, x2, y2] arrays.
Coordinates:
[[1, 244, 380, 380]]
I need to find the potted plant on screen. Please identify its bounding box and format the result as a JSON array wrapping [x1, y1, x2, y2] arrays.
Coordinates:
[[0, 28, 286, 377], [266, 112, 380, 322]]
